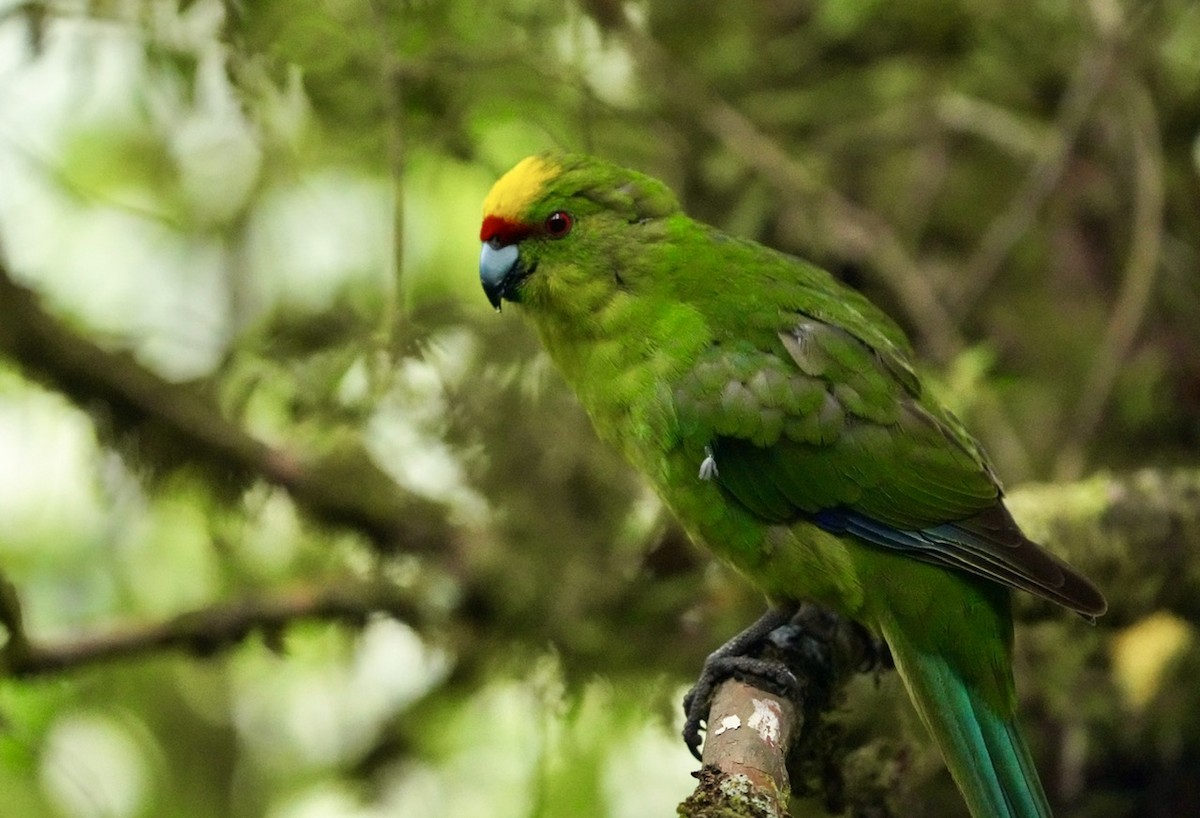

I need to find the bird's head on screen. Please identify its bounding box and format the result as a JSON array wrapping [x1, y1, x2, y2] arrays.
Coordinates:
[[478, 153, 681, 319]]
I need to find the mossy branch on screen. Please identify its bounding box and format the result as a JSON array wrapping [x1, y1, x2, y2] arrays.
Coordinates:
[[0, 578, 425, 676], [1006, 469, 1200, 627], [679, 608, 887, 818], [0, 263, 451, 554]]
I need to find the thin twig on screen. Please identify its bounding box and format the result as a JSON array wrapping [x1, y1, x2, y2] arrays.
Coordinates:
[[948, 46, 1116, 313], [368, 0, 407, 341], [1054, 81, 1164, 480]]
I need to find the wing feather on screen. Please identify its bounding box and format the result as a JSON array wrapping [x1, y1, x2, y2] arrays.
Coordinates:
[[674, 311, 1106, 616]]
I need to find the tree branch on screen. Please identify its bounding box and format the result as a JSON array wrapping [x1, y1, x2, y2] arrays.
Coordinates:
[[1006, 468, 1200, 627], [679, 607, 884, 818], [0, 263, 451, 554], [0, 577, 424, 677]]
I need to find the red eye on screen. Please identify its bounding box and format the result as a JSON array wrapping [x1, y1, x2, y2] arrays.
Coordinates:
[[544, 211, 573, 238]]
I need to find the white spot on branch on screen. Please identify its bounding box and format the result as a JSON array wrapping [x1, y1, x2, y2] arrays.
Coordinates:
[[747, 698, 783, 747], [712, 714, 741, 736]]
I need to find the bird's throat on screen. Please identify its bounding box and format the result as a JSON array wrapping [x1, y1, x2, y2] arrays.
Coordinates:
[[529, 295, 710, 466]]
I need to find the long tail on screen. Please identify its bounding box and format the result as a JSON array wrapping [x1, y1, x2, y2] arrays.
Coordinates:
[[880, 619, 1053, 818]]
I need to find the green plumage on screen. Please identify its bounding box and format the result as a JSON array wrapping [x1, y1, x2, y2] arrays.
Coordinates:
[[480, 152, 1106, 818]]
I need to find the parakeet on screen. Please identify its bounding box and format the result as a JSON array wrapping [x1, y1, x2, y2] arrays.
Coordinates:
[[478, 152, 1105, 818]]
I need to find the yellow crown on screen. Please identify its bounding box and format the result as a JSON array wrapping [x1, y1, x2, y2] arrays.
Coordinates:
[[482, 155, 559, 221]]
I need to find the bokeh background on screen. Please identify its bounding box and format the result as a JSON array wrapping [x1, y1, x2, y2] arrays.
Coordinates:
[[0, 1, 1198, 816]]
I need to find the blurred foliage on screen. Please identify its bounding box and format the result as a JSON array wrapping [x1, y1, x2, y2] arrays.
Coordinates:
[[0, 0, 1197, 816]]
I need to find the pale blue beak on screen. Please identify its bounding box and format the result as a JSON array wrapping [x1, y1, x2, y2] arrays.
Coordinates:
[[480, 242, 520, 310]]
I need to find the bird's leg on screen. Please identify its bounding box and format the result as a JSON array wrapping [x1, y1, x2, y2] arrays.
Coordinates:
[[682, 603, 892, 761], [682, 603, 801, 760]]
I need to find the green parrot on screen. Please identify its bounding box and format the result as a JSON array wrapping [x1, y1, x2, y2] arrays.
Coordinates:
[[478, 152, 1105, 818]]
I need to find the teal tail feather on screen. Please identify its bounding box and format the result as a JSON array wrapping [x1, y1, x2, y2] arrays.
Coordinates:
[[881, 621, 1054, 818]]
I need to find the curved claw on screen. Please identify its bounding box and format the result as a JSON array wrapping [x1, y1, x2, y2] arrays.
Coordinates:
[[681, 603, 891, 763], [682, 654, 801, 760], [679, 604, 801, 760]]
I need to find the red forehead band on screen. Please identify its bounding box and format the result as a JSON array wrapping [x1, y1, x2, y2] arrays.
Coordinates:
[[480, 214, 529, 244]]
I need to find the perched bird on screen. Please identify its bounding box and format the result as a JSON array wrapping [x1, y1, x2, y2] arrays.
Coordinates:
[[478, 152, 1106, 818]]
